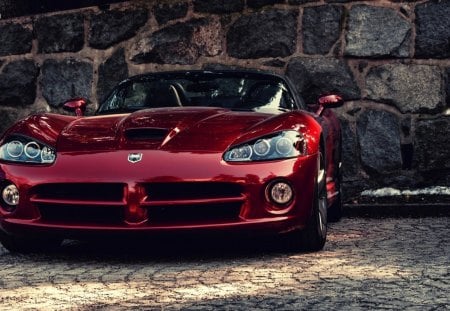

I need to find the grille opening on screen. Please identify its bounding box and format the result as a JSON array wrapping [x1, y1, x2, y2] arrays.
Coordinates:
[[147, 202, 242, 224], [125, 128, 168, 140], [38, 204, 125, 224], [145, 182, 243, 201], [32, 183, 125, 202]]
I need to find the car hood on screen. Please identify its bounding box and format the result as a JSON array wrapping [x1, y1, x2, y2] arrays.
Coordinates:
[[57, 107, 275, 152]]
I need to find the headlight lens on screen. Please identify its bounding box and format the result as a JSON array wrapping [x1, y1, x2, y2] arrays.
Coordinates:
[[224, 130, 306, 162], [0, 135, 56, 164]]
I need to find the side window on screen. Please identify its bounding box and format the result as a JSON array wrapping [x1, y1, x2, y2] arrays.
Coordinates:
[[101, 89, 124, 111], [123, 83, 148, 108], [281, 90, 296, 110]]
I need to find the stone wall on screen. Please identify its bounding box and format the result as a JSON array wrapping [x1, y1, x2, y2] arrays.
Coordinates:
[[0, 0, 449, 202]]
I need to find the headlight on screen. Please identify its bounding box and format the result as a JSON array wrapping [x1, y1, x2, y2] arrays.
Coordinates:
[[224, 130, 306, 162], [0, 135, 56, 164]]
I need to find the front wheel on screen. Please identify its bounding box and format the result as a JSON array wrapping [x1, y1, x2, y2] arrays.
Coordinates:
[[286, 150, 327, 252], [328, 161, 343, 222]]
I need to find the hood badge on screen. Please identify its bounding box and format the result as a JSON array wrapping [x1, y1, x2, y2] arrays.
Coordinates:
[[128, 153, 143, 163]]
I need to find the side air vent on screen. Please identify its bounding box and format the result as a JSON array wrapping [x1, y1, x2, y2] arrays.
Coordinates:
[[125, 128, 169, 140]]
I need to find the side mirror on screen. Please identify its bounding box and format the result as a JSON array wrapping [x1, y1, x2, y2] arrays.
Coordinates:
[[316, 94, 344, 116], [63, 98, 87, 117]]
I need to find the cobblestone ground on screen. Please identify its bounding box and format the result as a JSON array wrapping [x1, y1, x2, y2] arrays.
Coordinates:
[[0, 216, 449, 310]]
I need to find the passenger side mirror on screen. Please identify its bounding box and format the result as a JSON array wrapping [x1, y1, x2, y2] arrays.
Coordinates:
[[316, 94, 344, 116], [63, 98, 87, 117]]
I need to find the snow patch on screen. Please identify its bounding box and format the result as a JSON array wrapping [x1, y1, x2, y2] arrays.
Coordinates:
[[361, 186, 450, 197]]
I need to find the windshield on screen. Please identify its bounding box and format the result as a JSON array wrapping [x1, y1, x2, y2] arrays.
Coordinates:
[[97, 72, 298, 115]]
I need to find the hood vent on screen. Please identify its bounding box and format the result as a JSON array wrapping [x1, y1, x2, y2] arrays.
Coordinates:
[[125, 128, 169, 141]]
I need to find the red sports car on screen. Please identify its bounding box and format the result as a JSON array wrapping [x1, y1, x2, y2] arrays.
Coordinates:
[[0, 70, 343, 253]]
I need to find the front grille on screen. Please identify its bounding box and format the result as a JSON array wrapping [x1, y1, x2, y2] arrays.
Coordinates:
[[144, 182, 243, 201], [38, 204, 125, 224], [32, 183, 125, 202], [31, 183, 125, 224], [29, 182, 244, 226], [144, 182, 244, 224], [147, 202, 242, 224]]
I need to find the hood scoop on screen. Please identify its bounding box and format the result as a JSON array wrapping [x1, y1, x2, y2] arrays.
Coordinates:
[[125, 128, 169, 141]]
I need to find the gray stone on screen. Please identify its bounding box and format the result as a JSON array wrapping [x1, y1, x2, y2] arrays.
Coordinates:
[[97, 48, 128, 103], [131, 18, 221, 65], [340, 119, 358, 178], [202, 63, 247, 71], [262, 59, 286, 67], [345, 5, 411, 58], [303, 5, 343, 55], [227, 10, 297, 59], [325, 0, 355, 2], [366, 64, 443, 113], [35, 13, 84, 53], [0, 60, 39, 107], [342, 178, 371, 202], [446, 68, 450, 106], [247, 0, 284, 9], [285, 57, 360, 104], [41, 59, 93, 107], [89, 9, 148, 49], [415, 0, 450, 59], [357, 109, 402, 173], [193, 0, 244, 13], [288, 0, 315, 4], [0, 23, 32, 56], [414, 116, 450, 170], [0, 107, 22, 136], [153, 2, 188, 25]]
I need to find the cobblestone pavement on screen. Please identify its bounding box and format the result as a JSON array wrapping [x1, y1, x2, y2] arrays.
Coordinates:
[[0, 216, 449, 310]]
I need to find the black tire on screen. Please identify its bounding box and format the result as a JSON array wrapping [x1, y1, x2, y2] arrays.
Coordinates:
[[286, 149, 327, 252], [328, 161, 343, 223], [0, 232, 62, 254]]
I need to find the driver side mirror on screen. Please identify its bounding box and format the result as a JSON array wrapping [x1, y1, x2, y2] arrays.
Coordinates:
[[63, 98, 87, 117], [316, 94, 344, 116]]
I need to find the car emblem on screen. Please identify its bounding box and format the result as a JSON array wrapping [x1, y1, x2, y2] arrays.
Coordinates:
[[128, 153, 143, 163]]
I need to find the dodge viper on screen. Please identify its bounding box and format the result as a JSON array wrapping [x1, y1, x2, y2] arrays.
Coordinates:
[[0, 70, 343, 253]]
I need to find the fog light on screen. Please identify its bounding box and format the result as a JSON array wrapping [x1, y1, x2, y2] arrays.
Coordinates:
[[2, 184, 20, 206], [268, 181, 293, 205]]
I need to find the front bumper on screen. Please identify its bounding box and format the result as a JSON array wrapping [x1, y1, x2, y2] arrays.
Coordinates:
[[0, 150, 317, 239]]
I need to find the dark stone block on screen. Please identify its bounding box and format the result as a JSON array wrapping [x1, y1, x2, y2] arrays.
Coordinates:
[[131, 18, 221, 65], [303, 5, 343, 55], [288, 0, 316, 4], [0, 60, 39, 107], [0, 23, 32, 56], [89, 9, 148, 49], [345, 5, 411, 58], [325, 0, 355, 2], [342, 178, 371, 202], [340, 119, 358, 178], [415, 0, 450, 58], [41, 59, 93, 107], [285, 57, 360, 104], [247, 0, 284, 9], [35, 13, 84, 53], [202, 63, 247, 71], [366, 64, 443, 113], [97, 48, 128, 103], [0, 107, 22, 136], [153, 1, 188, 25], [357, 110, 402, 173], [446, 68, 450, 106], [262, 59, 286, 67], [193, 0, 244, 13], [414, 116, 450, 171], [227, 10, 297, 59]]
